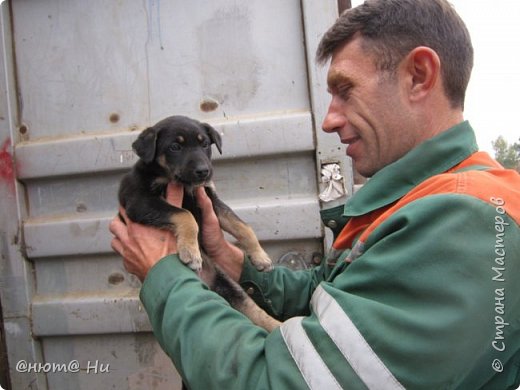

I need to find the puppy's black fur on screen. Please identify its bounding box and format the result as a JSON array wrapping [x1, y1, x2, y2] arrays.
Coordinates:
[[119, 115, 279, 332]]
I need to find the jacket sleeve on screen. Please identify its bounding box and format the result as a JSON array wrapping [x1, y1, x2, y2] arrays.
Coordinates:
[[278, 194, 520, 389], [238, 254, 333, 320], [140, 194, 520, 389], [140, 257, 311, 389]]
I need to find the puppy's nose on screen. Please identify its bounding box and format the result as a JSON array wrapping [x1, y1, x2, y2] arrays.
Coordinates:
[[195, 168, 210, 179]]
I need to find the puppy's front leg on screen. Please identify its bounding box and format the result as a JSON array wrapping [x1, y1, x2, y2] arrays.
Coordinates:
[[169, 209, 203, 272], [125, 198, 203, 272], [204, 186, 272, 271], [201, 254, 280, 331]]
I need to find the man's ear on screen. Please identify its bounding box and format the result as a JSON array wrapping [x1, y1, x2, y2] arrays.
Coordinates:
[[403, 46, 440, 102], [132, 127, 158, 163], [203, 123, 222, 154]]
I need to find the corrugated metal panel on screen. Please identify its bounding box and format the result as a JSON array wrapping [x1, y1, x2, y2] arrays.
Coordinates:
[[0, 0, 347, 389], [13, 1, 311, 139]]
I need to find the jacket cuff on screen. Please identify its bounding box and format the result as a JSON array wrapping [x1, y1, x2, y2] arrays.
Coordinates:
[[139, 254, 202, 317], [239, 256, 277, 317]]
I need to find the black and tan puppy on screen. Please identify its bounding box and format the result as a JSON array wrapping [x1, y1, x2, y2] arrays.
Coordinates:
[[119, 115, 280, 331]]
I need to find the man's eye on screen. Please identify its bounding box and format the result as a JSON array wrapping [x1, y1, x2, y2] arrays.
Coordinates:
[[338, 85, 352, 100], [169, 143, 182, 151]]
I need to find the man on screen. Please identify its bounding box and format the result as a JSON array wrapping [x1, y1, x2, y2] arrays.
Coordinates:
[[110, 0, 520, 388]]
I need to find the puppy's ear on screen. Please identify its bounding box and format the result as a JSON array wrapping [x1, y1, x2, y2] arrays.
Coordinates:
[[203, 123, 222, 155], [132, 127, 158, 163]]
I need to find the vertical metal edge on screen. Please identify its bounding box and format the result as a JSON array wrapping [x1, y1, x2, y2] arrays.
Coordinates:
[[0, 1, 47, 389], [337, 0, 352, 14], [300, 0, 353, 251]]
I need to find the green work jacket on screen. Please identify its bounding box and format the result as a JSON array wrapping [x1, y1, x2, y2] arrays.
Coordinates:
[[140, 121, 520, 389]]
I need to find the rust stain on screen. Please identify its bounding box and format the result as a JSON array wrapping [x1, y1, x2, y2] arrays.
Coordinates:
[[0, 138, 15, 193]]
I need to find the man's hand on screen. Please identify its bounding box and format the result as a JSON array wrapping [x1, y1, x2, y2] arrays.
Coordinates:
[[109, 183, 245, 283], [109, 183, 183, 282], [195, 187, 245, 282]]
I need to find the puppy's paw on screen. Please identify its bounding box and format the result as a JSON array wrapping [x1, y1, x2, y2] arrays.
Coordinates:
[[249, 249, 273, 272], [178, 245, 203, 272]]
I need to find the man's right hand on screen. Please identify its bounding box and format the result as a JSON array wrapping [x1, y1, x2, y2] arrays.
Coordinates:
[[195, 187, 245, 282]]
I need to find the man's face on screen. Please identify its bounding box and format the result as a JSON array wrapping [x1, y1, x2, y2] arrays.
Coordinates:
[[322, 37, 416, 177]]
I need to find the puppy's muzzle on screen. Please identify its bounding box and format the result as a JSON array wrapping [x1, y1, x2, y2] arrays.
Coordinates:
[[194, 167, 210, 181], [176, 162, 212, 186]]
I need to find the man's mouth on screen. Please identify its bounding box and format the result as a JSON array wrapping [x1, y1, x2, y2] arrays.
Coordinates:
[[341, 136, 361, 158], [341, 136, 360, 145]]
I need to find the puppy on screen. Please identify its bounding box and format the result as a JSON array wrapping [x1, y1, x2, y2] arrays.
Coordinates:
[[118, 115, 280, 331]]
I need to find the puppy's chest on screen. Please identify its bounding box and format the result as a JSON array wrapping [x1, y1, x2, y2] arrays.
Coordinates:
[[149, 177, 169, 196], [148, 176, 201, 221]]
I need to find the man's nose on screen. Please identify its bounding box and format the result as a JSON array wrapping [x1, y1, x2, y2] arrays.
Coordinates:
[[321, 99, 345, 134]]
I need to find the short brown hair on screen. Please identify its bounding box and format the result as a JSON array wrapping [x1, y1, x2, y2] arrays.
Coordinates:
[[316, 0, 473, 109]]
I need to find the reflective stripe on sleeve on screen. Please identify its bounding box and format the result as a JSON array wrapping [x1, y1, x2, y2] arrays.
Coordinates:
[[280, 317, 342, 390], [311, 285, 405, 390]]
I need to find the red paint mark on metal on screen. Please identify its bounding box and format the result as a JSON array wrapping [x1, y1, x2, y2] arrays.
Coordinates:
[[0, 138, 15, 192]]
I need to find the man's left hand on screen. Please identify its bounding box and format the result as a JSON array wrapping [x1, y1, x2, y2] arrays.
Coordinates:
[[109, 183, 183, 282]]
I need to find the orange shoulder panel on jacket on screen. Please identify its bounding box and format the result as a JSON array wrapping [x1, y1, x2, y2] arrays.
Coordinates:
[[355, 152, 520, 243]]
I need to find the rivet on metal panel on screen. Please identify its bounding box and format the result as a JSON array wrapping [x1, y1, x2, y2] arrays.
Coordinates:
[[327, 220, 338, 229], [199, 97, 219, 112], [109, 113, 120, 123], [108, 272, 125, 285], [277, 251, 308, 270], [312, 252, 323, 265], [18, 124, 28, 135]]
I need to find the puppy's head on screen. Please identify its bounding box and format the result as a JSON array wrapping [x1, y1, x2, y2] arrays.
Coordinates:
[[133, 116, 222, 186]]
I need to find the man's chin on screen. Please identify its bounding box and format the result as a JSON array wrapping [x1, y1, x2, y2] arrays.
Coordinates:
[[352, 160, 378, 179]]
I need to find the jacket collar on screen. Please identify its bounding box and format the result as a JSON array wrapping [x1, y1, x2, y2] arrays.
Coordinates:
[[343, 121, 478, 217]]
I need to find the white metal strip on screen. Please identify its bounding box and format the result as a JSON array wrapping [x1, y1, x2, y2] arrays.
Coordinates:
[[15, 111, 314, 180], [23, 197, 321, 258], [312, 285, 405, 390], [32, 290, 151, 336], [301, 0, 355, 200], [280, 317, 342, 390]]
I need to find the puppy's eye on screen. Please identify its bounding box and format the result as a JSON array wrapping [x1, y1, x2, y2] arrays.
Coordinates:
[[201, 141, 210, 148], [169, 143, 182, 152]]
